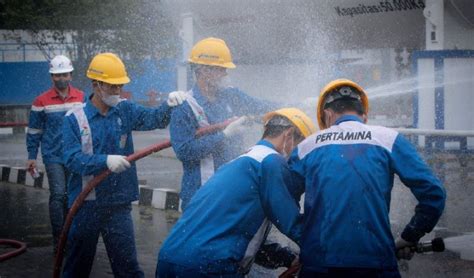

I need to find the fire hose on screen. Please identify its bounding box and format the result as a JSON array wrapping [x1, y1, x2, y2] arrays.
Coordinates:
[[53, 118, 235, 278], [0, 239, 27, 262], [278, 237, 446, 278]]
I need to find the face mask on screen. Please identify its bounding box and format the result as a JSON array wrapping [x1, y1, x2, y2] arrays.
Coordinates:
[[98, 84, 121, 107], [102, 94, 121, 107], [216, 75, 232, 90], [54, 79, 70, 90]]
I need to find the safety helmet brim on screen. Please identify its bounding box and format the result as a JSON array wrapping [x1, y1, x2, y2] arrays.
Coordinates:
[[50, 68, 74, 74], [263, 108, 317, 139], [49, 55, 74, 74], [188, 60, 236, 69]]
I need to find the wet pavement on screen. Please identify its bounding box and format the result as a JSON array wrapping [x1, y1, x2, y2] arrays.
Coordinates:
[[1, 130, 474, 277], [0, 130, 183, 191], [0, 181, 180, 277]]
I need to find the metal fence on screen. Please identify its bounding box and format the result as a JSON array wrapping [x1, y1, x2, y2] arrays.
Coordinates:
[[0, 43, 76, 62]]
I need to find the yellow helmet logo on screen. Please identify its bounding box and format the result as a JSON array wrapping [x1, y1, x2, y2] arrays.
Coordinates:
[[86, 53, 130, 85], [188, 37, 236, 69]]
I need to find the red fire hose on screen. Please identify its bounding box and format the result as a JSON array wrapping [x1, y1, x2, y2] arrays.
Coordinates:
[[53, 118, 235, 278], [279, 263, 301, 278], [0, 239, 27, 262]]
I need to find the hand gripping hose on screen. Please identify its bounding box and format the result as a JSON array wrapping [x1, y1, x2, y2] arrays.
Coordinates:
[[0, 239, 27, 262], [53, 118, 235, 278], [278, 237, 447, 277]]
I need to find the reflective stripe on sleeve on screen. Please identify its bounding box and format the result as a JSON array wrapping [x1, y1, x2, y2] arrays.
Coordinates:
[[27, 127, 43, 134], [31, 105, 45, 112]]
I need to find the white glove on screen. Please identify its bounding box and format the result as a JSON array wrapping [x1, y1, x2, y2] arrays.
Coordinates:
[[395, 237, 416, 260], [106, 155, 131, 173], [223, 116, 248, 138], [167, 91, 187, 107]]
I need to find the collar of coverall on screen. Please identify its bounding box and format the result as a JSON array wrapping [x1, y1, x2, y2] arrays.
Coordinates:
[[334, 114, 364, 126], [86, 95, 119, 118], [257, 139, 277, 151]]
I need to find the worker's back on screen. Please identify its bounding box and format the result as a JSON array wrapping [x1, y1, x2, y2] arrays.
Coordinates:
[[289, 115, 445, 270], [159, 140, 300, 272]]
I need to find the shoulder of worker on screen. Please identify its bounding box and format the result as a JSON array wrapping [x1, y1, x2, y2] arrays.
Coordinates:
[[65, 102, 87, 117], [219, 86, 247, 97], [241, 141, 285, 166], [296, 121, 402, 159], [32, 87, 56, 106], [170, 98, 195, 118]]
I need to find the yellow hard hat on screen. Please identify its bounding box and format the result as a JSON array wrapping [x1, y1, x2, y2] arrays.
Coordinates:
[[188, 37, 236, 69], [86, 53, 130, 85], [263, 108, 316, 138], [317, 79, 369, 129]]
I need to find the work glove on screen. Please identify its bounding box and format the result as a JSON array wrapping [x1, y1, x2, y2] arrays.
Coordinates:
[[395, 237, 416, 260], [223, 116, 249, 138], [106, 155, 131, 173], [167, 91, 187, 107]]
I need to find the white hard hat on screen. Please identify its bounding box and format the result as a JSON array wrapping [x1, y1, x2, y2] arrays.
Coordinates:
[[49, 55, 74, 74]]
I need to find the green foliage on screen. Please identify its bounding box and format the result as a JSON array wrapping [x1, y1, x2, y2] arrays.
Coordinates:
[[0, 0, 179, 59], [1, 0, 179, 87]]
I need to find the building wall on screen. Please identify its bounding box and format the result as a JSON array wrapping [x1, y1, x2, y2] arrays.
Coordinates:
[[444, 6, 474, 50], [0, 62, 51, 104], [0, 59, 177, 105]]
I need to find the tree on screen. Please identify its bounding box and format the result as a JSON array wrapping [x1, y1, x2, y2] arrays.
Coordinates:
[[0, 0, 179, 88]]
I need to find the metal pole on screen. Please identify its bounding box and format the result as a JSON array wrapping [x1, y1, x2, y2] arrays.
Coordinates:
[[395, 128, 474, 137]]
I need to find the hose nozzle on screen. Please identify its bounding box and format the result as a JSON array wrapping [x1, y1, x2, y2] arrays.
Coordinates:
[[415, 237, 445, 253]]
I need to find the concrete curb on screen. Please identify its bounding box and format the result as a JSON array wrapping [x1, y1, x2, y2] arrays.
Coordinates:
[[0, 164, 180, 211], [138, 185, 180, 210], [0, 164, 48, 189]]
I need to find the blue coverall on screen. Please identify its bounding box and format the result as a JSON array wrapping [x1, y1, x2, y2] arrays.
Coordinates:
[[157, 140, 302, 277], [170, 85, 273, 210], [288, 115, 446, 277], [62, 97, 173, 277]]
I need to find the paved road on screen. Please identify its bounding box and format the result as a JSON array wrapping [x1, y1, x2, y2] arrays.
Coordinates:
[[0, 130, 183, 191], [0, 127, 262, 192], [0, 181, 179, 277]]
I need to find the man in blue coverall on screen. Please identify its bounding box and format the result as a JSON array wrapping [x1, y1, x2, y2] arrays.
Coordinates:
[[26, 54, 84, 252], [169, 37, 274, 210], [157, 108, 316, 277], [62, 52, 186, 277], [288, 79, 446, 277]]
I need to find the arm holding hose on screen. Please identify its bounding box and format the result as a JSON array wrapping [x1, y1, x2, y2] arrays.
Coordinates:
[[170, 103, 230, 161], [54, 118, 236, 277], [390, 134, 446, 258]]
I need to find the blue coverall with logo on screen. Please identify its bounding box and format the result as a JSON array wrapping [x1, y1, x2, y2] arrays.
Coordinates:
[[62, 97, 173, 277], [170, 85, 274, 210], [288, 115, 446, 277]]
